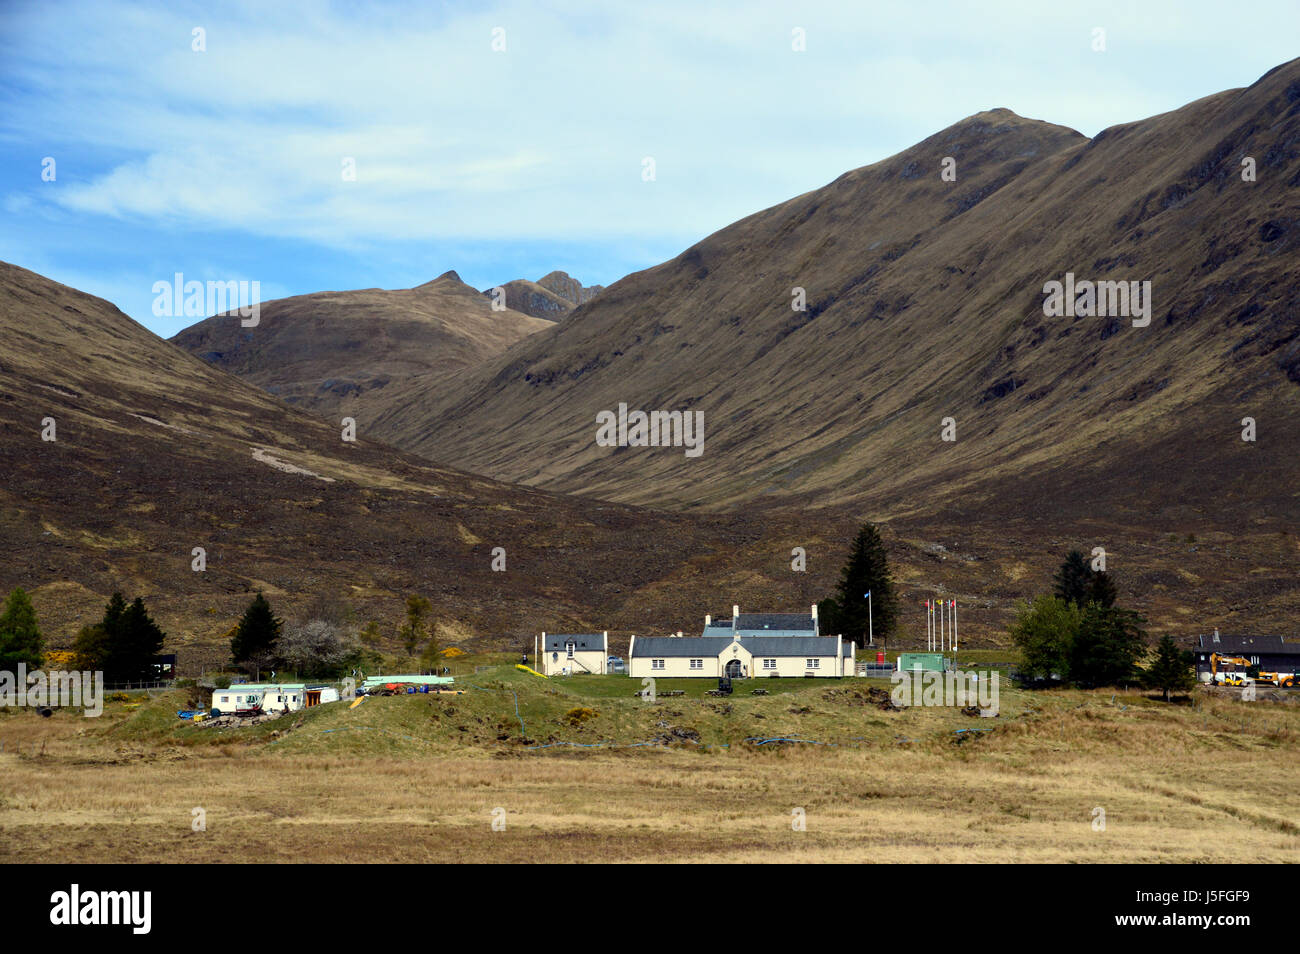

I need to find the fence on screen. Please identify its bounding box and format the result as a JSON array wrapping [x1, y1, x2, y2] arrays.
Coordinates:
[[103, 680, 174, 691], [856, 662, 1019, 678], [857, 663, 894, 677]]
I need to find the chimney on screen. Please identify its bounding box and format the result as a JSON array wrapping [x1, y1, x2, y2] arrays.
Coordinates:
[[705, 614, 711, 627], [676, 630, 683, 638], [733, 604, 740, 619], [811, 604, 818, 621], [1213, 628, 1220, 643]]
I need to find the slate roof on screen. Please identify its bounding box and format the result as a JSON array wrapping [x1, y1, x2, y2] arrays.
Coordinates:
[[631, 636, 848, 658], [1195, 634, 1299, 655], [741, 637, 846, 657], [543, 633, 605, 652], [734, 613, 817, 635], [631, 636, 735, 658]]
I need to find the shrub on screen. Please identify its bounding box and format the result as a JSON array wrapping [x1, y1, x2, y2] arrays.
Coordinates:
[[565, 706, 597, 726]]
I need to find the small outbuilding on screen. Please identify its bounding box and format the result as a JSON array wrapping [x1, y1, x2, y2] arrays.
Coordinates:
[[896, 653, 946, 673], [539, 632, 609, 675], [304, 686, 340, 707]]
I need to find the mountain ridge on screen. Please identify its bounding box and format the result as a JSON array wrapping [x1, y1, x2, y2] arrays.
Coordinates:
[[363, 61, 1300, 524], [170, 269, 551, 425]]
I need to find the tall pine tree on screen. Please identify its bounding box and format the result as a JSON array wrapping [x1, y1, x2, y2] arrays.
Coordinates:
[[1143, 635, 1196, 702], [0, 587, 45, 673], [1054, 551, 1118, 608], [829, 523, 897, 643], [1087, 571, 1117, 608], [117, 597, 165, 682], [231, 592, 282, 669], [72, 592, 125, 675], [1053, 551, 1093, 606], [72, 592, 165, 683]]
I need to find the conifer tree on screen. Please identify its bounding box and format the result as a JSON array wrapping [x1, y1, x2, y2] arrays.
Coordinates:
[[1053, 550, 1093, 606], [1143, 634, 1196, 702], [230, 592, 282, 668], [830, 523, 898, 642], [0, 587, 45, 673], [1087, 571, 1118, 609], [72, 592, 166, 682], [117, 597, 165, 682]]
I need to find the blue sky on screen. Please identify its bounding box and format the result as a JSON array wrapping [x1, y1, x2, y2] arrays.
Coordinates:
[[2, 0, 1297, 337]]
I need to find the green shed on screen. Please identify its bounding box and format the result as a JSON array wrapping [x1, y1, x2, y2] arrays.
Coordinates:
[[896, 653, 946, 673]]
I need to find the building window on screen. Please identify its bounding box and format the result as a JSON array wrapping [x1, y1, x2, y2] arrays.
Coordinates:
[[690, 659, 703, 669], [763, 658, 777, 670], [566, 642, 575, 658], [652, 659, 665, 670], [806, 658, 820, 669]]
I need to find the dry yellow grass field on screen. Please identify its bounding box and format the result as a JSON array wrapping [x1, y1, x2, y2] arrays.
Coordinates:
[[0, 674, 1295, 863]]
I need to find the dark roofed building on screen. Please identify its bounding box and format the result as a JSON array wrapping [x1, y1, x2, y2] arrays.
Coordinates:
[[1193, 631, 1300, 679], [701, 604, 822, 638], [735, 613, 817, 636]]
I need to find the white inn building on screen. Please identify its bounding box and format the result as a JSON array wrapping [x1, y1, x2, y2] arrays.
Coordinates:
[[628, 605, 855, 678]]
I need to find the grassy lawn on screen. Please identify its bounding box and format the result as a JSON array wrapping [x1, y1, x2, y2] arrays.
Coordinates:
[[540, 672, 824, 700], [1, 663, 1296, 862]]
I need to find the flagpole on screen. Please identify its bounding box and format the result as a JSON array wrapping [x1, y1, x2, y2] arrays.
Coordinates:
[[867, 592, 873, 647]]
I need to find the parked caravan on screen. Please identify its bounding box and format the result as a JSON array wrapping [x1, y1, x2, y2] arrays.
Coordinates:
[[210, 683, 307, 717]]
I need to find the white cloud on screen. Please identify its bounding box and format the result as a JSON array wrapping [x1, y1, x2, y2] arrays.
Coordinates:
[[3, 0, 1299, 252]]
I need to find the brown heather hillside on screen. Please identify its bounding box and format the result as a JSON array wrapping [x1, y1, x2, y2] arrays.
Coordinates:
[[2, 261, 862, 666], [169, 270, 551, 425], [369, 61, 1300, 536], [7, 61, 1300, 656], [0, 251, 1294, 650]]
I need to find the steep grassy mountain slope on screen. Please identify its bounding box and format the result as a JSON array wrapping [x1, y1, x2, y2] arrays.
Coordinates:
[[4, 258, 1295, 652], [170, 271, 550, 425], [371, 61, 1300, 532], [1, 262, 838, 666]]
